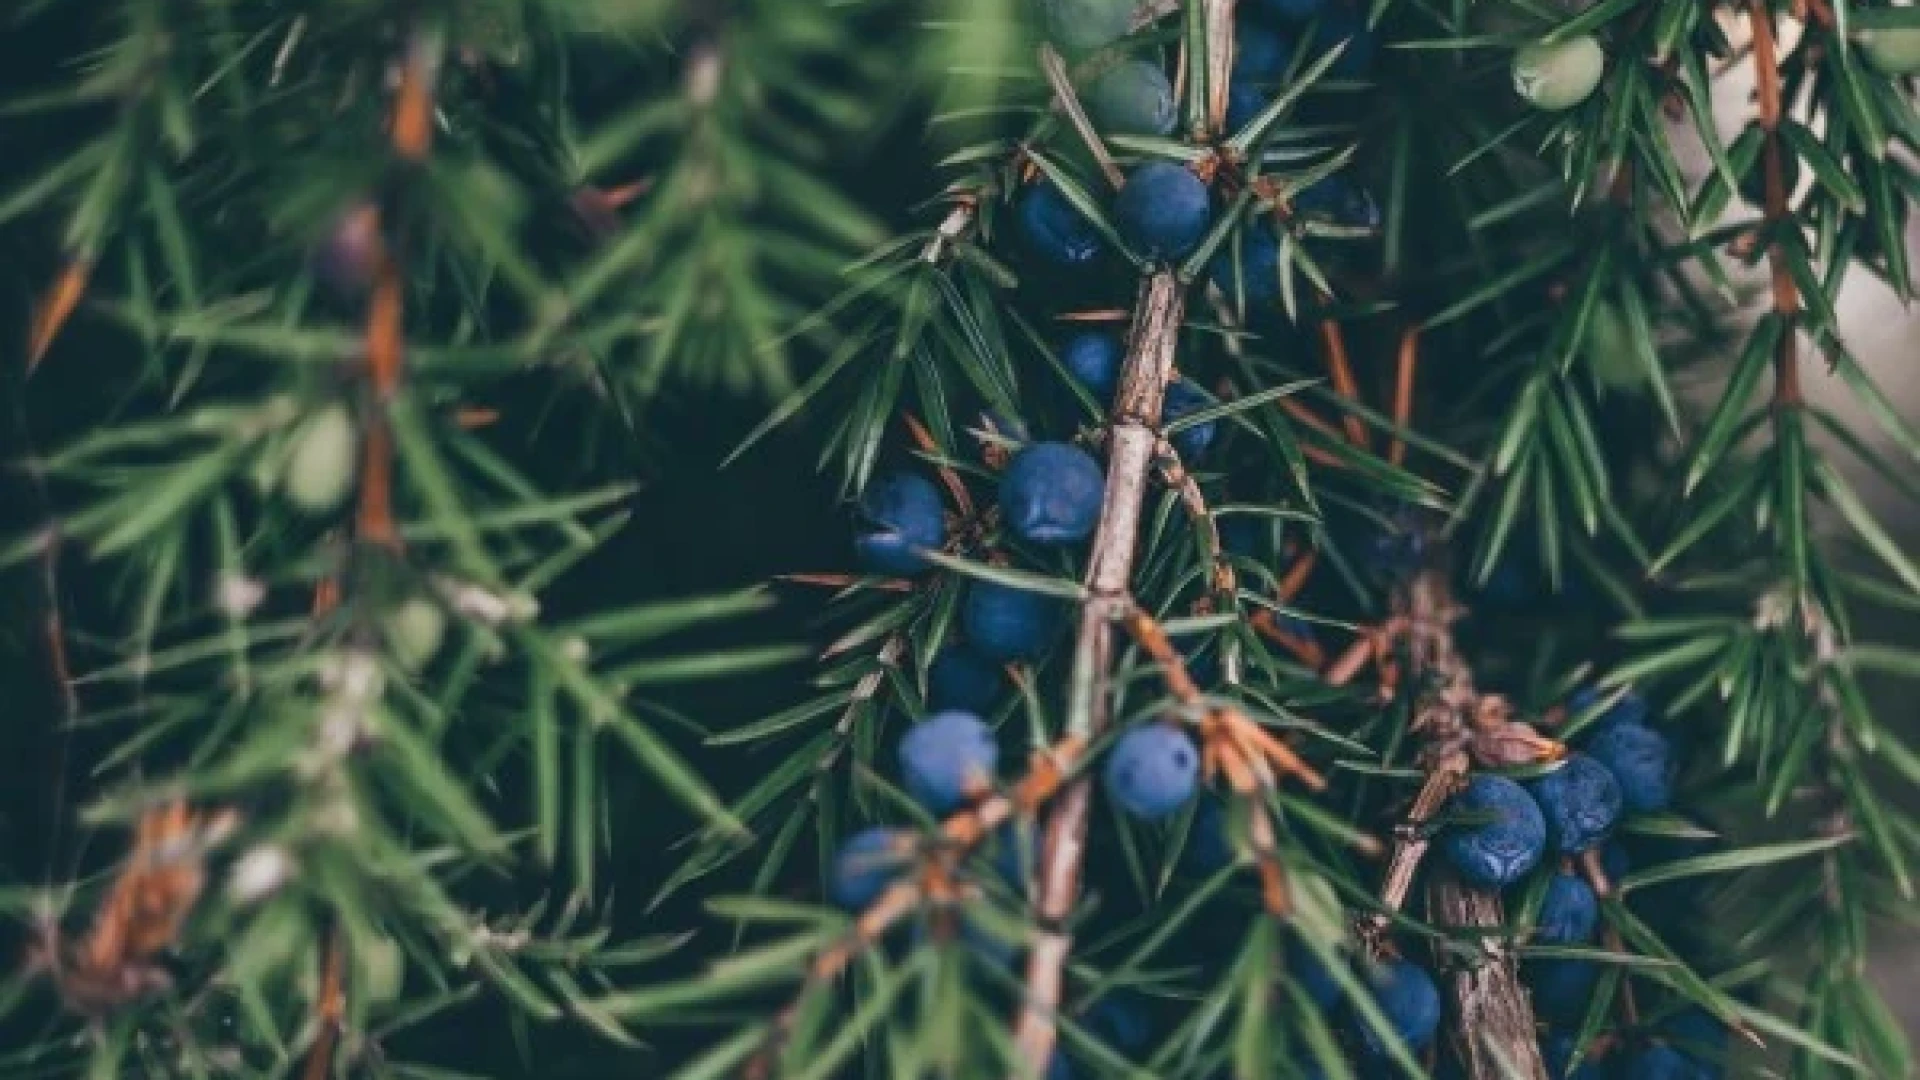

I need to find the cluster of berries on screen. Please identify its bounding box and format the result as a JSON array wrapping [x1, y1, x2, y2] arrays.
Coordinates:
[[1019, 0, 1381, 310]]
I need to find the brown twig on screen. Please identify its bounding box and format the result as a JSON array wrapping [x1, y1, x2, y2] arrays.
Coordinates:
[[1314, 298, 1371, 450], [1746, 0, 1801, 408], [1390, 327, 1419, 468], [27, 261, 90, 372], [302, 930, 347, 1080], [1011, 272, 1187, 1077], [743, 738, 1086, 1079]]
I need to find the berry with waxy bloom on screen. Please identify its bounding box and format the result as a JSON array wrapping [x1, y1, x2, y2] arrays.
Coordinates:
[[853, 471, 946, 575], [1437, 774, 1548, 888], [1350, 957, 1441, 1057], [962, 581, 1065, 662], [1530, 752, 1623, 854], [1161, 379, 1219, 462], [1585, 721, 1675, 814], [1001, 442, 1106, 547], [830, 827, 906, 909], [1084, 59, 1178, 136], [1104, 724, 1200, 821], [1536, 870, 1599, 945], [1018, 180, 1104, 268], [1061, 330, 1123, 406], [927, 644, 1004, 714], [899, 710, 999, 812], [1114, 161, 1212, 262]]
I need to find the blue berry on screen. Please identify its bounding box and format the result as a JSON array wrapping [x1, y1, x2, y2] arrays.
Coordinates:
[[1235, 22, 1294, 81], [1600, 840, 1630, 886], [1226, 79, 1272, 133], [1289, 941, 1345, 1010], [1115, 162, 1213, 262], [1002, 442, 1106, 547], [1294, 176, 1382, 230], [900, 710, 1000, 812], [1062, 331, 1124, 406], [1104, 724, 1201, 821], [1208, 221, 1281, 304], [1257, 0, 1331, 18], [1040, 0, 1138, 53], [1542, 1032, 1604, 1080], [1585, 722, 1674, 814], [1536, 870, 1599, 945], [1309, 7, 1377, 78], [831, 827, 906, 909], [928, 644, 1004, 714], [1085, 992, 1153, 1054], [1085, 59, 1178, 136], [1218, 516, 1267, 559], [1352, 958, 1441, 1057], [1162, 380, 1219, 462], [1660, 1007, 1728, 1066], [854, 472, 945, 575], [1622, 1044, 1711, 1080], [1530, 753, 1623, 854], [1438, 774, 1548, 889], [1527, 958, 1599, 1024], [1019, 180, 1103, 268], [1181, 798, 1235, 875], [962, 581, 1064, 662]]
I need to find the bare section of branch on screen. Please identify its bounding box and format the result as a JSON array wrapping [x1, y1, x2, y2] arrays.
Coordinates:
[[1011, 272, 1186, 1078]]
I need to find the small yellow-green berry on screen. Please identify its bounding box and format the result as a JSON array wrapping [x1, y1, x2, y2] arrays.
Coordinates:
[[1512, 35, 1605, 112], [1858, 27, 1920, 75], [1582, 299, 1647, 390], [385, 598, 447, 672], [283, 404, 357, 514]]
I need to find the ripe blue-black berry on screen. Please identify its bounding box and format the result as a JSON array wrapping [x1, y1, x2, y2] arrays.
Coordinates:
[[1235, 21, 1294, 81], [927, 644, 1004, 714], [1209, 221, 1281, 305], [854, 472, 945, 575], [899, 710, 999, 812], [1437, 774, 1548, 888], [1001, 442, 1106, 547], [1527, 957, 1599, 1024], [1660, 1007, 1728, 1066], [1352, 957, 1441, 1057], [1584, 721, 1674, 814], [1162, 380, 1219, 462], [1040, 0, 1137, 53], [1115, 162, 1212, 262], [1104, 724, 1200, 820], [830, 827, 905, 909], [1085, 59, 1178, 136], [1543, 1032, 1604, 1080], [1181, 797, 1235, 875], [1309, 7, 1377, 78], [1289, 940, 1345, 1009], [1530, 753, 1623, 853], [1218, 515, 1267, 559], [1600, 840, 1630, 885], [1256, 0, 1330, 18], [1535, 870, 1599, 945], [1294, 175, 1382, 229], [1062, 330, 1123, 406], [962, 581, 1064, 662], [1226, 80, 1272, 133], [1084, 992, 1153, 1054], [1019, 180, 1103, 268], [1621, 1044, 1713, 1080]]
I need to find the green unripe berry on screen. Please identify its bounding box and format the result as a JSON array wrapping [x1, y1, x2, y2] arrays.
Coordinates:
[[1582, 299, 1645, 390], [355, 934, 404, 1006], [284, 404, 357, 514], [385, 598, 447, 672], [1858, 27, 1920, 75], [1512, 35, 1605, 112]]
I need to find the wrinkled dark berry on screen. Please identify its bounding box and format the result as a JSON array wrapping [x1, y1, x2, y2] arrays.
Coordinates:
[[1001, 442, 1107, 547], [1208, 221, 1281, 305], [854, 472, 946, 575], [1531, 753, 1623, 854], [928, 644, 1004, 714], [1162, 379, 1219, 462], [1115, 162, 1213, 262], [1438, 774, 1548, 888], [1351, 957, 1441, 1057], [1019, 180, 1104, 267], [1585, 721, 1674, 814], [1536, 869, 1599, 945], [1061, 330, 1124, 406], [963, 581, 1065, 662]]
